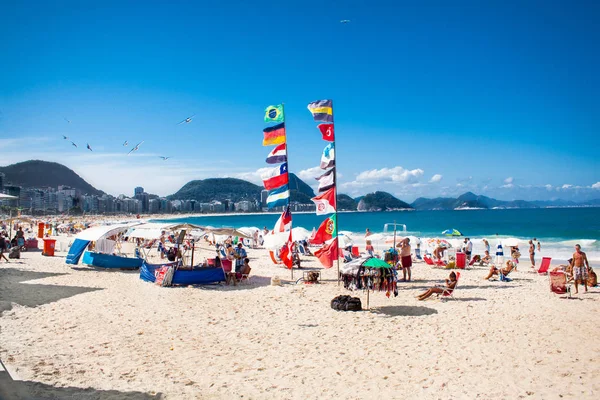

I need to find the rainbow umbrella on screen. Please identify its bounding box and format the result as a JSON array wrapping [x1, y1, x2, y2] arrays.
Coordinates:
[[442, 228, 463, 236]]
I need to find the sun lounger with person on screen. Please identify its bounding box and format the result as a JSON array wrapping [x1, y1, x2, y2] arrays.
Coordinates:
[[484, 260, 515, 280], [417, 271, 458, 301]]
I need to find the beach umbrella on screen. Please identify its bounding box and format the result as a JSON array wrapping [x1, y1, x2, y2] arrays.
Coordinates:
[[362, 257, 393, 269], [427, 238, 451, 248], [442, 228, 463, 236], [502, 238, 520, 247], [337, 233, 353, 249]]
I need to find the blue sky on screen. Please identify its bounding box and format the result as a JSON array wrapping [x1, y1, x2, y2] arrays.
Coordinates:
[[1, 0, 598, 201]]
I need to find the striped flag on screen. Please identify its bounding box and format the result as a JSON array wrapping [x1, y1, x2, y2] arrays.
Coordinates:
[[320, 143, 335, 169], [316, 168, 335, 192], [263, 123, 286, 146], [261, 163, 289, 190], [266, 185, 290, 208], [307, 100, 333, 123], [265, 143, 287, 164]]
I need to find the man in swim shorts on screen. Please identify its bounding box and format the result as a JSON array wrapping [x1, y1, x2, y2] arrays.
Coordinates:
[[570, 244, 591, 294], [399, 238, 412, 282]]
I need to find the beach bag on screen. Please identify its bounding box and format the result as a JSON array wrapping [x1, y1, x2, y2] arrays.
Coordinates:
[[330, 295, 362, 312]]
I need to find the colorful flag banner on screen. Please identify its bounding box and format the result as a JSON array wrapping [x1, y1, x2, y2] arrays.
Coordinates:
[[314, 237, 339, 268], [263, 123, 286, 146], [316, 168, 335, 192], [320, 143, 335, 169], [307, 99, 333, 123], [278, 231, 294, 269], [273, 205, 292, 232], [261, 163, 289, 190], [311, 187, 336, 215], [265, 143, 287, 164], [264, 104, 284, 123], [266, 185, 290, 208], [318, 124, 334, 142], [311, 214, 337, 245]]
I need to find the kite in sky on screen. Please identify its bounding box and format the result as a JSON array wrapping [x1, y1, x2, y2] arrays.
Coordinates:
[[87, 143, 93, 151], [178, 114, 196, 124], [128, 141, 144, 155]]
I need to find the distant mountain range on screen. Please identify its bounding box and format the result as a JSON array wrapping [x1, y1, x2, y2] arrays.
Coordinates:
[[0, 160, 103, 195], [2, 161, 598, 210]]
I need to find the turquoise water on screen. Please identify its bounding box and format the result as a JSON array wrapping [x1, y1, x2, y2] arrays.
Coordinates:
[[157, 208, 600, 261]]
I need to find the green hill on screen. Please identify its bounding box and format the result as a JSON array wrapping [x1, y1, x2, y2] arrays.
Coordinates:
[[168, 178, 262, 202], [357, 191, 413, 211], [337, 194, 358, 211], [0, 160, 103, 195]]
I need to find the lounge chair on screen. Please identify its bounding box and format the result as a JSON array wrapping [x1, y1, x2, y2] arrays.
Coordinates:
[[423, 255, 435, 265], [440, 272, 460, 300], [238, 267, 252, 285], [537, 257, 552, 274], [549, 271, 571, 298]]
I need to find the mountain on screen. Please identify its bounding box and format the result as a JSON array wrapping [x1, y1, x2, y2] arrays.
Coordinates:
[[0, 160, 103, 195], [357, 191, 413, 211], [168, 178, 262, 203], [337, 194, 358, 211], [288, 173, 315, 204]]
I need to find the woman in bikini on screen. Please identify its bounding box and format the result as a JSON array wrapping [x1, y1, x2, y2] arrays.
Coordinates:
[[417, 271, 457, 300], [529, 240, 535, 269], [483, 260, 515, 280]]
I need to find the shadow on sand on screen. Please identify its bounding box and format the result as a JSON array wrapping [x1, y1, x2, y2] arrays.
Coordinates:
[[0, 267, 103, 314], [370, 305, 438, 317], [0, 370, 162, 400]]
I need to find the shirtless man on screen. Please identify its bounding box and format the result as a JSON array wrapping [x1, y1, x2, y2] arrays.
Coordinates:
[[399, 238, 412, 281], [570, 244, 591, 294], [528, 240, 536, 269]]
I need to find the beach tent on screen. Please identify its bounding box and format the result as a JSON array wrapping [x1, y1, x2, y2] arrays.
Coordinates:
[[66, 223, 141, 265]]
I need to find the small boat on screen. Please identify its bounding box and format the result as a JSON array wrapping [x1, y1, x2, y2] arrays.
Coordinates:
[[140, 261, 226, 286]]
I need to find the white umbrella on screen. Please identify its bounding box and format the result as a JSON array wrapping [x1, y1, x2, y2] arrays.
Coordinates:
[[337, 233, 353, 248], [502, 238, 521, 247]]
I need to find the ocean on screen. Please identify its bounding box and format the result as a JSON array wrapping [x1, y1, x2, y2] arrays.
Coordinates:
[[156, 208, 600, 262]]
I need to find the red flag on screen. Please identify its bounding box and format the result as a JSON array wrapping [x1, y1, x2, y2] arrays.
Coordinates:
[[273, 205, 292, 232], [314, 238, 339, 268], [278, 231, 294, 269], [311, 187, 336, 215], [310, 215, 336, 245], [318, 124, 334, 142]]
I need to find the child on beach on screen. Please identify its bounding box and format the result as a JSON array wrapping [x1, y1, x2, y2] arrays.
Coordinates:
[[417, 271, 457, 300]]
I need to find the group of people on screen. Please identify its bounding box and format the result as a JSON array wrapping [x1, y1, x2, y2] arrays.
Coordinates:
[[0, 227, 26, 262]]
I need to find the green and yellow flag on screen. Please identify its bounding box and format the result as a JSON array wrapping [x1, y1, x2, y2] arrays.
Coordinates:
[[264, 104, 284, 123]]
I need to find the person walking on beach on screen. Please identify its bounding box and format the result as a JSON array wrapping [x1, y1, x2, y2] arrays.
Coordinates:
[[534, 238, 541, 252], [483, 239, 490, 254], [570, 244, 591, 294], [465, 238, 473, 262], [0, 233, 9, 263], [365, 228, 372, 237], [528, 240, 536, 269], [399, 238, 412, 281]]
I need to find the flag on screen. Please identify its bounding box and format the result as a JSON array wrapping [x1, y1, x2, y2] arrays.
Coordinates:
[[273, 205, 292, 232], [263, 123, 286, 146], [265, 143, 287, 164], [311, 214, 337, 245], [311, 187, 336, 215], [278, 231, 294, 269], [316, 168, 335, 192], [318, 124, 334, 142], [261, 163, 289, 190], [264, 104, 284, 123], [314, 237, 339, 268], [307, 99, 333, 122], [266, 185, 290, 208], [320, 143, 335, 169]]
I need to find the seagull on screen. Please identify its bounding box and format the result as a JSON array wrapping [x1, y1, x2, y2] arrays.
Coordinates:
[[63, 135, 69, 140], [159, 156, 171, 161], [71, 141, 78, 148], [64, 117, 71, 124], [178, 114, 196, 125], [340, 19, 351, 24], [123, 140, 128, 146], [128, 141, 144, 155], [87, 143, 93, 151]]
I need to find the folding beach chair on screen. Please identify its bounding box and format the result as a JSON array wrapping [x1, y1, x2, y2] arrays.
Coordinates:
[[537, 257, 552, 274], [423, 255, 435, 265], [238, 267, 252, 285], [549, 271, 571, 298], [440, 272, 460, 300]]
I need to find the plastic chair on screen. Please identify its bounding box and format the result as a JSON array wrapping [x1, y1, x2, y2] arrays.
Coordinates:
[[549, 271, 571, 298], [537, 257, 552, 274], [440, 272, 460, 300]]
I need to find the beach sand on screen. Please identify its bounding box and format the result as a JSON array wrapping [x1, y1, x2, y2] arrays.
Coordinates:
[[1, 240, 599, 399]]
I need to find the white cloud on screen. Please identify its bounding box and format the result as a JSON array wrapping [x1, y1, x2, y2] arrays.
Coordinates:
[[231, 167, 274, 185], [592, 182, 600, 189], [354, 166, 424, 184], [501, 183, 514, 189], [504, 177, 514, 184], [429, 174, 443, 183], [297, 166, 323, 181], [561, 184, 573, 189]]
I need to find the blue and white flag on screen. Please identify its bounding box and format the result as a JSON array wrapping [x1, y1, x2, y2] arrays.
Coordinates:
[[267, 185, 290, 208], [320, 143, 335, 169]]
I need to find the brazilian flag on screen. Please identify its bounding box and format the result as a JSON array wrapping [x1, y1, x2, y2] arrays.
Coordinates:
[[264, 104, 284, 123]]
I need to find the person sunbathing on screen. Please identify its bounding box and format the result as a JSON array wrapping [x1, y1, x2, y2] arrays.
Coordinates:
[[480, 250, 492, 265], [484, 260, 515, 280], [433, 246, 445, 261], [551, 258, 573, 280], [417, 272, 457, 301]]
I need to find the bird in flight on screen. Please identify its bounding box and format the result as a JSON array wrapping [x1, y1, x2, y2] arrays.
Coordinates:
[[87, 143, 93, 151], [123, 140, 128, 146], [340, 19, 351, 24], [178, 114, 196, 125], [63, 135, 69, 140], [71, 141, 78, 148], [64, 117, 71, 124], [159, 156, 171, 161], [128, 141, 144, 155]]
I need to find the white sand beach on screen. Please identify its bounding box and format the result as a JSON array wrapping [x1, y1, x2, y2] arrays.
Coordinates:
[[1, 240, 599, 399]]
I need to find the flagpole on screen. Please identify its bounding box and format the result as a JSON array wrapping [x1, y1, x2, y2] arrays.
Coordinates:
[[282, 102, 293, 282], [331, 100, 341, 286]]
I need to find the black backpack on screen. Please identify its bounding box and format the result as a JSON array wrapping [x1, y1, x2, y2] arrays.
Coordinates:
[[330, 295, 362, 312]]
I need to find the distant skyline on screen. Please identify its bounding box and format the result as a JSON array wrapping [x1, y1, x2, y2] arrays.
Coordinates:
[[1, 1, 598, 202]]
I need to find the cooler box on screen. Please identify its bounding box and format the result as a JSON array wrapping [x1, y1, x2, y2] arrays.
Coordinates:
[[38, 222, 45, 238], [456, 252, 466, 269], [351, 246, 359, 257], [42, 239, 56, 257]]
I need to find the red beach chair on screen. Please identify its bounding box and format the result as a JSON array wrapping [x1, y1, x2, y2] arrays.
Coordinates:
[[537, 257, 552, 274], [440, 272, 460, 300], [423, 255, 435, 265], [549, 271, 571, 298]]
